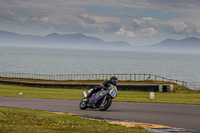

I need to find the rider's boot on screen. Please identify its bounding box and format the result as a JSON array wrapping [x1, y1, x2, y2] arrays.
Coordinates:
[[85, 89, 95, 102]]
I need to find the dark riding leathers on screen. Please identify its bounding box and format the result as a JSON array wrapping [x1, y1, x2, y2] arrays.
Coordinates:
[[86, 80, 113, 99]]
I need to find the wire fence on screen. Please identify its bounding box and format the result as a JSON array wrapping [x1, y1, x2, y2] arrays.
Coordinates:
[[186, 82, 200, 90], [0, 72, 187, 86]]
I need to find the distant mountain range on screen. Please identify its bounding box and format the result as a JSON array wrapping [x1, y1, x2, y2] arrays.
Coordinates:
[[0, 30, 200, 53], [153, 37, 200, 48], [0, 30, 131, 50], [146, 37, 200, 53]]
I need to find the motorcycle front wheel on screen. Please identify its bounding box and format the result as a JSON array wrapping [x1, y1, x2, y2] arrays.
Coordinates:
[[79, 99, 88, 110], [99, 97, 112, 111]]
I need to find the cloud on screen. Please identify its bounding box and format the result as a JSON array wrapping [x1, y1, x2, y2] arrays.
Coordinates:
[[0, 0, 200, 44], [115, 25, 135, 37], [40, 17, 49, 23], [166, 21, 188, 33], [116, 18, 158, 37], [0, 10, 14, 20], [113, 15, 200, 39], [128, 17, 199, 38], [141, 27, 158, 37], [76, 15, 97, 24]]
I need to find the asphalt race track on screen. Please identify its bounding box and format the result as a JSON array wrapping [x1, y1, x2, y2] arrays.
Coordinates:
[[0, 97, 200, 132]]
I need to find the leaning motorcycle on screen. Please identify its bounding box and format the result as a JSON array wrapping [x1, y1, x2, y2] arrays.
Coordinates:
[[79, 84, 117, 111]]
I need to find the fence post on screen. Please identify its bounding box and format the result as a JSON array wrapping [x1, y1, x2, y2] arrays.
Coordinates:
[[139, 74, 140, 81], [134, 74, 136, 81]]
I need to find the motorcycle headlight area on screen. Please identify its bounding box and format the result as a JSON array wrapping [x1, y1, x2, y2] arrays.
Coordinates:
[[109, 90, 117, 97]]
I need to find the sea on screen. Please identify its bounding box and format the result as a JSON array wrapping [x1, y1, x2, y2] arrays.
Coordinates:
[[0, 46, 200, 88]]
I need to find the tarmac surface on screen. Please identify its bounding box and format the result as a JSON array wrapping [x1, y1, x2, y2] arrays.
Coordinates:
[[0, 96, 200, 132]]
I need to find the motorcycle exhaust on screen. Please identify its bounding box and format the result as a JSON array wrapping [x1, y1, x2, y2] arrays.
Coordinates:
[[83, 91, 87, 98]]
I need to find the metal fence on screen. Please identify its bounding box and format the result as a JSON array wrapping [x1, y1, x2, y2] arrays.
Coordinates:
[[186, 82, 200, 90], [0, 72, 187, 86]]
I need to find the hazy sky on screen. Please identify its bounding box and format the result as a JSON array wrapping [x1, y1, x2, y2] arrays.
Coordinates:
[[0, 0, 200, 46]]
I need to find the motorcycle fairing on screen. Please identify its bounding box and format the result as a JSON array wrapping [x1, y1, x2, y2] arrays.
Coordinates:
[[92, 90, 109, 105]]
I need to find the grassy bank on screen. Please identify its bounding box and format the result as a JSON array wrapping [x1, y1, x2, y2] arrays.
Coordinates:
[[0, 77, 188, 86], [0, 107, 149, 133], [0, 83, 200, 104]]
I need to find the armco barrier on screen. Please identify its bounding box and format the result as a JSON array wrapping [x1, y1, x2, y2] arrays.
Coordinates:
[[0, 80, 173, 92]]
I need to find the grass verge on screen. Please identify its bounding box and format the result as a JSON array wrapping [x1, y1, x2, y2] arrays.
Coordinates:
[[0, 107, 149, 133], [0, 84, 200, 104]]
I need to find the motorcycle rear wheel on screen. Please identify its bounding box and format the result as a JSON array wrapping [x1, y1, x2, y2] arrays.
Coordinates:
[[99, 97, 112, 111], [79, 99, 88, 110]]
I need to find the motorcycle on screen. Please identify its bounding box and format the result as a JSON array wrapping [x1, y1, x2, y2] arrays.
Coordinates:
[[79, 84, 117, 111]]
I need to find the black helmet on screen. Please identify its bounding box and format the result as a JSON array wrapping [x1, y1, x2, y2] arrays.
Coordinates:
[[110, 76, 118, 85]]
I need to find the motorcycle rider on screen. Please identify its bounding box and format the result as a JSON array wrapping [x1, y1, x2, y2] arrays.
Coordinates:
[[85, 76, 118, 101]]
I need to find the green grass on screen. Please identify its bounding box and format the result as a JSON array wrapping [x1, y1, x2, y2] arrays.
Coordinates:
[[0, 84, 83, 100], [117, 91, 200, 104], [0, 107, 150, 133], [0, 83, 200, 104]]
